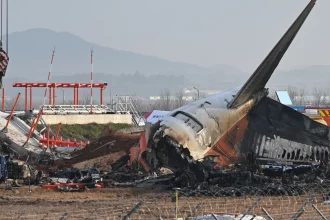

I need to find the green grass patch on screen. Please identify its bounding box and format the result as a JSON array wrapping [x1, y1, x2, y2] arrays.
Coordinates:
[[36, 123, 132, 141]]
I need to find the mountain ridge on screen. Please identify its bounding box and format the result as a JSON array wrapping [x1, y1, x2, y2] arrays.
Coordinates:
[[2, 28, 330, 98]]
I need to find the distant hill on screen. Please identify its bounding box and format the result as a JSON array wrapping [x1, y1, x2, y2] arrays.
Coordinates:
[[4, 29, 245, 95], [5, 28, 218, 77], [267, 65, 330, 91], [1, 28, 330, 99]]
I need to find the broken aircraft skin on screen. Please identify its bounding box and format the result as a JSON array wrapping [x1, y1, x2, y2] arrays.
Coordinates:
[[140, 0, 327, 173]]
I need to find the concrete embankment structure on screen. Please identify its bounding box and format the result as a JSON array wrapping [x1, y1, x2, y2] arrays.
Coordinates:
[[42, 114, 133, 125]]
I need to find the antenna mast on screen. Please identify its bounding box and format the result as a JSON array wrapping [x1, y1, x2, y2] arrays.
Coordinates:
[[1, 0, 3, 41], [42, 47, 56, 110], [5, 0, 7, 53]]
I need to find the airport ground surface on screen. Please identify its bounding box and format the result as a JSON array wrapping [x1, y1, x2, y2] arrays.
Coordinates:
[[0, 186, 330, 219]]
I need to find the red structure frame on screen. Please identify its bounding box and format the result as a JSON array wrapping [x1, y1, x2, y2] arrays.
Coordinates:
[[40, 134, 89, 148], [12, 82, 107, 111]]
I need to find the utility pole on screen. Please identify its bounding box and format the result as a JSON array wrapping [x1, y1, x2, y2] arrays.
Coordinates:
[[5, 0, 7, 53], [1, 0, 3, 41]]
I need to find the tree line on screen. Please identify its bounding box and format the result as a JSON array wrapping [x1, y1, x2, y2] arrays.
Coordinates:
[[3, 86, 330, 112], [269, 86, 330, 106]]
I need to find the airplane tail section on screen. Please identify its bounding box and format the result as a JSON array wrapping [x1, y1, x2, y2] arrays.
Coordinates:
[[228, 0, 316, 108]]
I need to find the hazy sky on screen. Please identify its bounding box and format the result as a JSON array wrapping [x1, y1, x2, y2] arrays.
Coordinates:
[[8, 0, 330, 71]]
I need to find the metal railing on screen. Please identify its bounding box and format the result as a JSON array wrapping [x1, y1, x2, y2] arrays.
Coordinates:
[[40, 105, 115, 115], [112, 96, 145, 126], [39, 98, 145, 126]]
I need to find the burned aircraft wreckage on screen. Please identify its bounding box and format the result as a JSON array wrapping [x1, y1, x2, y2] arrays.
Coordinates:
[[1, 0, 326, 191], [136, 0, 330, 186]]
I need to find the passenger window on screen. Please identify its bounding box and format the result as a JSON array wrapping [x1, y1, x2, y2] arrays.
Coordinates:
[[172, 111, 203, 133]]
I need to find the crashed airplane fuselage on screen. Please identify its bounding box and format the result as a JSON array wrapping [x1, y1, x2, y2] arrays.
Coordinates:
[[139, 0, 330, 171], [150, 88, 256, 166]]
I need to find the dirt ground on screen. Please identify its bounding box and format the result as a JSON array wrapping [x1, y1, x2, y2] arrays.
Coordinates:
[[0, 186, 168, 219], [1, 186, 330, 219]]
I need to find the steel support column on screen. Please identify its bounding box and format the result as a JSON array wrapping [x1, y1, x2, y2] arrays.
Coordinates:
[[3, 93, 21, 132], [73, 88, 76, 106], [30, 87, 32, 110], [53, 87, 56, 106], [100, 88, 103, 105], [25, 87, 28, 111], [49, 86, 53, 105], [76, 88, 79, 105]]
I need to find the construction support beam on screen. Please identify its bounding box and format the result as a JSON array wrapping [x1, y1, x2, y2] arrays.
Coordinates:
[[72, 87, 80, 107], [100, 88, 103, 105], [25, 87, 28, 111], [13, 82, 107, 108], [47, 124, 50, 148], [24, 86, 33, 111], [24, 110, 43, 146], [53, 87, 56, 106], [54, 123, 61, 147], [49, 86, 53, 105], [2, 93, 21, 133], [76, 87, 79, 106], [73, 88, 76, 106], [30, 87, 32, 110], [73, 87, 78, 107]]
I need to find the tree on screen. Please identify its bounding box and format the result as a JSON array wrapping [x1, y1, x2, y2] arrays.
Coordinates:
[[65, 100, 75, 105], [297, 88, 307, 105], [79, 94, 91, 105], [173, 89, 186, 109], [158, 89, 172, 111], [320, 88, 329, 106], [287, 86, 298, 105], [130, 97, 154, 113], [312, 87, 323, 106]]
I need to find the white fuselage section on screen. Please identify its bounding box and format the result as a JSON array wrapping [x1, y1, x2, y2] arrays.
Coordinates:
[[154, 88, 254, 160]]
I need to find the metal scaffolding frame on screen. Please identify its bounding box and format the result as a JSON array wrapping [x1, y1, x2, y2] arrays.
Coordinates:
[[12, 82, 107, 111]]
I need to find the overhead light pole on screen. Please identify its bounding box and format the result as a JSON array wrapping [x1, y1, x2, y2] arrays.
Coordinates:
[[194, 87, 199, 100]]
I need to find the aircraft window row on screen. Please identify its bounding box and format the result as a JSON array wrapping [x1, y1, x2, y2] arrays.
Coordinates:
[[172, 111, 203, 133]]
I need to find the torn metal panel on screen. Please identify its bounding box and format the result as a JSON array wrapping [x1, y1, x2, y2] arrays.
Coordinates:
[[204, 115, 249, 166], [143, 96, 330, 171], [241, 97, 330, 162], [0, 131, 50, 164]]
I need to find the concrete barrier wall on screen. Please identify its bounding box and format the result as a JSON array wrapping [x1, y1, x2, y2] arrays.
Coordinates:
[[42, 114, 132, 125]]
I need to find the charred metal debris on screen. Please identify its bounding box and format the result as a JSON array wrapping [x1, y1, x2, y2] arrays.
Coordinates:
[[1, 0, 327, 196], [130, 98, 330, 192], [2, 100, 330, 194]]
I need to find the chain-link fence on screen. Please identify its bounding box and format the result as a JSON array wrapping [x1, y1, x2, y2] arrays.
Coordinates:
[[1, 184, 330, 219]]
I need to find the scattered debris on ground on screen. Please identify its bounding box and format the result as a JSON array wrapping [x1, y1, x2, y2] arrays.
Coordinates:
[[2, 111, 330, 207], [54, 126, 143, 167]]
